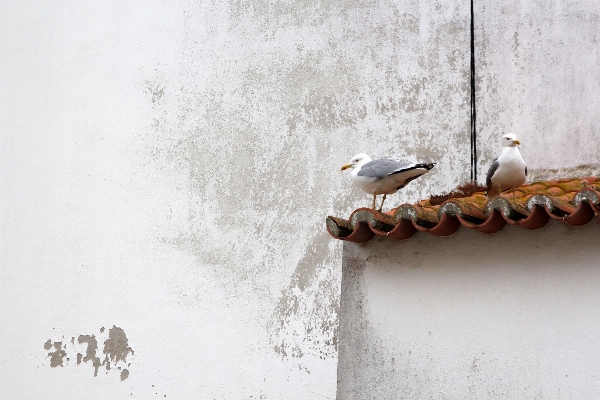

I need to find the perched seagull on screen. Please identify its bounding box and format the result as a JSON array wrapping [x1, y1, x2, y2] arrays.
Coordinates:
[[341, 153, 435, 211], [486, 133, 527, 198]]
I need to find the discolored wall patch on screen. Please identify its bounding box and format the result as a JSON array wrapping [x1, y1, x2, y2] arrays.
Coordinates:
[[137, 0, 471, 395], [45, 340, 67, 368], [103, 326, 134, 366], [44, 326, 134, 380], [77, 334, 102, 376], [269, 231, 341, 372]]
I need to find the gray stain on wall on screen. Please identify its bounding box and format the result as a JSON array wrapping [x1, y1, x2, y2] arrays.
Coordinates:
[[269, 231, 340, 368]]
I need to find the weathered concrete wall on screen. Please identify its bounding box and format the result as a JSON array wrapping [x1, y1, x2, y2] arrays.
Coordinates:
[[5, 0, 596, 397], [338, 220, 600, 399], [475, 1, 600, 180], [1, 1, 470, 398], [337, 3, 600, 396]]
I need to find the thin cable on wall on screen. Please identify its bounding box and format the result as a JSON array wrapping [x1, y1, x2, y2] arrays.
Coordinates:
[[470, 0, 477, 182]]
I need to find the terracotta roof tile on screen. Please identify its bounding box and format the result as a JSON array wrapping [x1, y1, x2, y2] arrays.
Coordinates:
[[327, 177, 600, 243]]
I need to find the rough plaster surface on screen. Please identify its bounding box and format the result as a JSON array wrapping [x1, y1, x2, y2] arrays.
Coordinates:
[[1, 1, 470, 398], [338, 220, 600, 399], [2, 0, 596, 398], [474, 1, 600, 180]]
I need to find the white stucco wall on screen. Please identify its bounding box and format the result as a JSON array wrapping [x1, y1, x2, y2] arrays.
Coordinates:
[[474, 0, 600, 179], [2, 0, 598, 398], [1, 1, 471, 398], [338, 220, 600, 399]]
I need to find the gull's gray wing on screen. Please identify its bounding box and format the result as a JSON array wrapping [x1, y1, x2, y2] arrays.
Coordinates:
[[357, 159, 422, 179], [486, 157, 499, 189]]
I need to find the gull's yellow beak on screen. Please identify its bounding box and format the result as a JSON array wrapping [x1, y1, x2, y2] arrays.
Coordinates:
[[513, 139, 521, 145], [341, 164, 352, 171]]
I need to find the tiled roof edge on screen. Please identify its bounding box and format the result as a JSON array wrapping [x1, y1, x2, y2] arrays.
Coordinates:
[[327, 177, 600, 243]]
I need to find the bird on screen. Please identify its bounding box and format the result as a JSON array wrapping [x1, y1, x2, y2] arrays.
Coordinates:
[[341, 153, 435, 211], [486, 133, 527, 198]]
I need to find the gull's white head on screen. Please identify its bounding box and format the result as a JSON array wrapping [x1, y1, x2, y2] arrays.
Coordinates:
[[341, 153, 372, 171], [501, 133, 521, 147]]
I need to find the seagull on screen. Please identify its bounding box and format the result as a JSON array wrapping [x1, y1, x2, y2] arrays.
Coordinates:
[[486, 133, 527, 198], [341, 153, 435, 211]]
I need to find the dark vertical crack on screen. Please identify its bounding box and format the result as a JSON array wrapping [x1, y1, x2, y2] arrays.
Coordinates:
[[470, 0, 478, 182]]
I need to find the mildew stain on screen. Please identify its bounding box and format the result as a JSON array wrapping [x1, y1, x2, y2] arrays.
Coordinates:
[[286, 89, 368, 131], [142, 0, 471, 382], [269, 231, 341, 369], [145, 81, 166, 104]]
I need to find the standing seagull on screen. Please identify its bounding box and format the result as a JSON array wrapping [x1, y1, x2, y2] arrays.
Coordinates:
[[341, 153, 435, 211], [486, 133, 527, 198]]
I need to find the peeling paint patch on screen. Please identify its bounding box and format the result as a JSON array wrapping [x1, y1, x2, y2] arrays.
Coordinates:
[[47, 341, 67, 368], [104, 326, 134, 365], [78, 334, 102, 376], [120, 369, 129, 381], [44, 326, 134, 380]]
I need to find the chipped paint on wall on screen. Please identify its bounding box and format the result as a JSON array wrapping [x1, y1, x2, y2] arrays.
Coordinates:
[[77, 334, 103, 376], [44, 326, 133, 380], [103, 326, 134, 366], [45, 340, 68, 368]]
